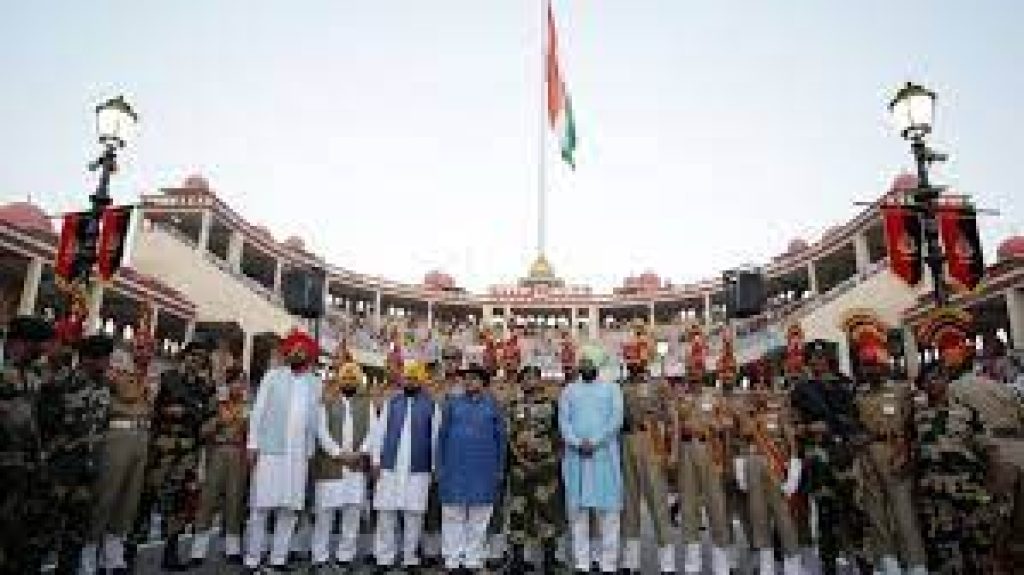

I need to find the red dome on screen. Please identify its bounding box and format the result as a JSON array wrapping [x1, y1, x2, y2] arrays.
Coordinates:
[[0, 202, 53, 234], [891, 172, 918, 192], [424, 270, 455, 290], [182, 174, 211, 190], [997, 236, 1024, 262], [787, 238, 809, 254]]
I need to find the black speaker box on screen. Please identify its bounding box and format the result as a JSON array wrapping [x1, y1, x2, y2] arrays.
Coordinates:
[[723, 269, 766, 319], [282, 267, 326, 319]]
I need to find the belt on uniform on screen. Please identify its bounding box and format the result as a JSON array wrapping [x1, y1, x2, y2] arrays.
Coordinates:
[[991, 428, 1023, 439], [212, 441, 245, 448], [109, 418, 150, 431]]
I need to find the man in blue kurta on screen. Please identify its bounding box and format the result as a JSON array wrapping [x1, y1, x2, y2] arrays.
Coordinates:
[[437, 366, 506, 571], [559, 356, 625, 574]]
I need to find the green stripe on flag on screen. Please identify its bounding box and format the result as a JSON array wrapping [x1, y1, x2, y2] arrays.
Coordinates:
[[560, 95, 577, 169]]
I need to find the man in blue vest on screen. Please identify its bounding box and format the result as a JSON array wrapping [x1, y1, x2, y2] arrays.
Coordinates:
[[437, 365, 506, 572], [369, 361, 441, 571]]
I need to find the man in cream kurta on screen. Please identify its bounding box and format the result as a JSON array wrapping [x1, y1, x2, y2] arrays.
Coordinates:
[[311, 361, 376, 569], [368, 361, 441, 568], [244, 330, 321, 571]]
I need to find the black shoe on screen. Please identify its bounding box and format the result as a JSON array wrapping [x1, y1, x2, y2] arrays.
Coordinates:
[[161, 536, 190, 572], [422, 556, 442, 568], [189, 557, 204, 569], [106, 568, 130, 575], [509, 544, 528, 573], [226, 554, 243, 565]]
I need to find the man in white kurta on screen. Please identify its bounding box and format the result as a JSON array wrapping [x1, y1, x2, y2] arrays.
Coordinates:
[[368, 361, 441, 568], [311, 361, 376, 568], [244, 330, 321, 570]]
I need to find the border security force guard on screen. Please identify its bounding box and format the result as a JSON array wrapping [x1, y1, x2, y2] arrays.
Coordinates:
[[507, 365, 564, 572], [849, 320, 927, 575], [620, 331, 675, 574]]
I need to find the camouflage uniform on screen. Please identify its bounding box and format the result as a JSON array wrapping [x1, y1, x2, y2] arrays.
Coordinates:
[[790, 372, 864, 575], [39, 359, 111, 574], [914, 396, 1003, 573], [507, 382, 563, 562], [147, 366, 216, 544], [0, 359, 49, 574]]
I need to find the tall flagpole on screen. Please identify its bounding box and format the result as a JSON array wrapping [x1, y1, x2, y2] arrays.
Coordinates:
[[537, 0, 548, 260]]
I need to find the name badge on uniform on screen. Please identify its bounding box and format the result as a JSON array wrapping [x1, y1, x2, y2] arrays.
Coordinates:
[[701, 400, 713, 412], [883, 403, 896, 416], [767, 421, 779, 432]]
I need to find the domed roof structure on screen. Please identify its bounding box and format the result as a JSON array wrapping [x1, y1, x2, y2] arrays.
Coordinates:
[[890, 172, 918, 192], [283, 236, 305, 250], [182, 174, 211, 191], [997, 236, 1024, 262], [424, 270, 455, 290], [0, 201, 53, 234], [787, 238, 809, 254]]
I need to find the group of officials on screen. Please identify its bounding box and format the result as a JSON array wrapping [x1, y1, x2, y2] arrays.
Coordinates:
[[1, 308, 1022, 575]]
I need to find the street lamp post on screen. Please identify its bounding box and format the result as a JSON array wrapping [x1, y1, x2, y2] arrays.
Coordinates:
[[888, 82, 949, 306], [77, 95, 137, 283]]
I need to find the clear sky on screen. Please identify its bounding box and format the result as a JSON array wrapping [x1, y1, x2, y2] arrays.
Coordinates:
[[1, 1, 1021, 292]]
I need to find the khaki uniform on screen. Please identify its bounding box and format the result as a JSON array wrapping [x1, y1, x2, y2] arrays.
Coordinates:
[[194, 392, 248, 538], [621, 379, 674, 571], [737, 391, 801, 568], [89, 372, 151, 568], [676, 387, 730, 545], [854, 381, 926, 570]]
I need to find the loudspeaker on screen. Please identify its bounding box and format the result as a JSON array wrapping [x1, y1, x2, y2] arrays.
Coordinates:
[[723, 269, 766, 319], [282, 266, 326, 319]]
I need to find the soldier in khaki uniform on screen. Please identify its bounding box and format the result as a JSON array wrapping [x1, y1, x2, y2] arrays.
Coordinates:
[[620, 325, 675, 574], [733, 381, 803, 575], [189, 366, 249, 566], [675, 328, 732, 575], [82, 348, 152, 575], [847, 318, 927, 575]]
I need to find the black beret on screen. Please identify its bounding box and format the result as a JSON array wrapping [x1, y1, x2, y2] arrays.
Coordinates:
[[77, 334, 115, 359], [182, 340, 212, 355], [5, 316, 54, 343], [803, 339, 835, 358], [460, 364, 492, 385]]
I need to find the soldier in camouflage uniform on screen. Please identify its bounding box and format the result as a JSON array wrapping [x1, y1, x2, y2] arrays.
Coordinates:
[[913, 310, 1007, 574], [0, 316, 53, 574], [847, 320, 927, 575], [147, 340, 217, 571], [790, 339, 864, 575], [39, 334, 114, 575], [507, 364, 564, 573]]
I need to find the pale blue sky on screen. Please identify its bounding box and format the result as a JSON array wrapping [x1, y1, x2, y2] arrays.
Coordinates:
[[1, 1, 1021, 291]]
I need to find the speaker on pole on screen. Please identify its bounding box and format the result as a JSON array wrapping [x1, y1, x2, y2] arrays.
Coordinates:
[[282, 266, 326, 319], [723, 269, 766, 319]]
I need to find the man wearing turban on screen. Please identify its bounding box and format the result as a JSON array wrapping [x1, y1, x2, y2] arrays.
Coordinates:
[[243, 329, 322, 572], [367, 360, 441, 570]]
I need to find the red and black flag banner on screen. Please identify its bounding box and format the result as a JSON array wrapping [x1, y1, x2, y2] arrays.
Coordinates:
[[97, 206, 133, 281], [881, 203, 924, 286], [937, 203, 984, 292], [55, 211, 88, 280]]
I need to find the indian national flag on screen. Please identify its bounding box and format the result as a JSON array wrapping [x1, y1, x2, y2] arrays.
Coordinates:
[[547, 2, 577, 169]]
